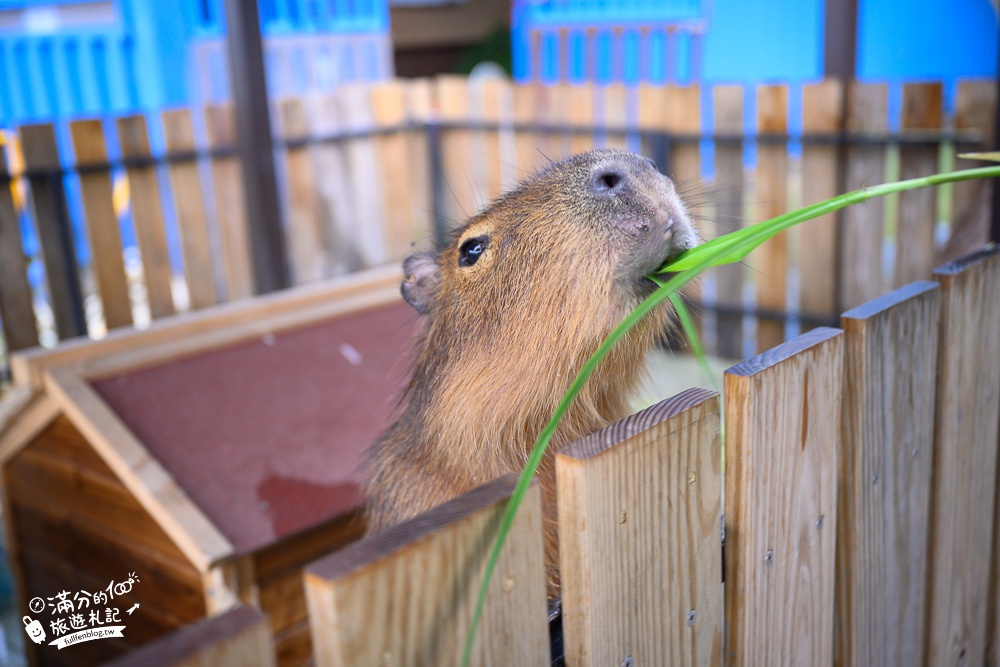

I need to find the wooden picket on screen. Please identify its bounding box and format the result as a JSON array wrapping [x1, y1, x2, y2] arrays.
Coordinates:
[[556, 388, 722, 666], [838, 281, 939, 666], [0, 141, 36, 350], [724, 327, 843, 664]]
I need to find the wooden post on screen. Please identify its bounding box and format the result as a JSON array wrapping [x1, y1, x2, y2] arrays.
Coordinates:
[[557, 388, 722, 666], [925, 248, 1000, 666], [894, 83, 943, 288], [799, 80, 843, 326], [162, 110, 218, 310], [713, 84, 745, 359], [117, 115, 176, 320], [70, 119, 133, 330], [753, 84, 790, 352], [103, 605, 276, 667], [222, 0, 290, 294], [837, 281, 940, 666], [839, 83, 888, 311], [725, 327, 843, 664], [19, 124, 87, 339], [0, 140, 38, 350], [304, 476, 548, 666]]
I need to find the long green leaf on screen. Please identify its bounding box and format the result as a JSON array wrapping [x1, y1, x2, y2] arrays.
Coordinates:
[[461, 164, 1000, 665]]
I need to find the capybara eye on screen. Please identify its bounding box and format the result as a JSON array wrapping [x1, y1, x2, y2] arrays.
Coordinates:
[[458, 237, 488, 267]]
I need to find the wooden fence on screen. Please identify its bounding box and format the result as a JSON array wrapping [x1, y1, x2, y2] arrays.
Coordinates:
[[301, 248, 1000, 666], [0, 76, 995, 377]]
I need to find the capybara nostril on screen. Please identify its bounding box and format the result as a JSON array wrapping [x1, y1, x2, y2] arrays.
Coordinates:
[[591, 168, 626, 194]]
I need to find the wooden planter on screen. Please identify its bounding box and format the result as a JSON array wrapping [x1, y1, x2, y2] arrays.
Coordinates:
[[0, 266, 411, 667]]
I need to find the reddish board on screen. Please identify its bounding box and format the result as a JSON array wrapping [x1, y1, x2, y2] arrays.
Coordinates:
[[92, 301, 420, 555]]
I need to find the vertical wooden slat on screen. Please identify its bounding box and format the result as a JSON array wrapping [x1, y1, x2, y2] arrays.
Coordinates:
[[0, 140, 38, 350], [894, 83, 943, 288], [725, 327, 843, 664], [839, 83, 888, 311], [602, 83, 629, 150], [753, 84, 789, 352], [117, 115, 176, 320], [799, 80, 843, 325], [205, 103, 255, 300], [371, 81, 414, 263], [308, 94, 361, 274], [70, 119, 133, 330], [837, 281, 939, 667], [103, 605, 276, 667], [637, 83, 668, 157], [162, 109, 217, 310], [436, 75, 477, 226], [405, 79, 434, 247], [567, 83, 595, 156], [340, 83, 386, 267], [713, 85, 745, 359], [941, 81, 997, 263], [513, 82, 541, 177], [480, 77, 512, 203], [925, 248, 1000, 667], [20, 124, 86, 339], [557, 388, 723, 666], [304, 476, 549, 666], [278, 98, 326, 283]]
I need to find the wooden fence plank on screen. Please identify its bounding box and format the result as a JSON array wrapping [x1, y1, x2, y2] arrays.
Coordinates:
[[278, 98, 326, 283], [837, 281, 940, 667], [753, 84, 789, 352], [0, 140, 38, 350], [70, 119, 133, 330], [713, 85, 745, 359], [800, 79, 843, 325], [725, 327, 843, 665], [308, 93, 362, 274], [602, 83, 629, 150], [567, 83, 595, 157], [304, 475, 548, 667], [436, 75, 477, 227], [103, 605, 276, 667], [117, 114, 176, 320], [205, 104, 255, 300], [557, 388, 722, 666], [19, 123, 87, 339], [372, 81, 415, 263], [513, 83, 541, 177], [340, 83, 387, 267], [942, 80, 997, 264], [925, 248, 1000, 667], [894, 83, 943, 288], [839, 83, 888, 311], [162, 110, 217, 310], [405, 79, 435, 248], [480, 76, 512, 203]]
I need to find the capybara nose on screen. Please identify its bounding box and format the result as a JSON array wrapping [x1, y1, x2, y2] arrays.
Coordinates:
[[590, 166, 626, 195]]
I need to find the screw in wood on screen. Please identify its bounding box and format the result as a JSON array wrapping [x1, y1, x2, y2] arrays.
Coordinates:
[[622, 656, 634, 667], [764, 549, 774, 565], [687, 610, 697, 626]]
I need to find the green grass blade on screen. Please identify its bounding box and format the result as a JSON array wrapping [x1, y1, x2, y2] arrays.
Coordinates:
[[461, 163, 1000, 666]]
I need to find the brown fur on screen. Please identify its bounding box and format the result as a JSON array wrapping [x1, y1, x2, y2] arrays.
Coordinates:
[[363, 150, 699, 594]]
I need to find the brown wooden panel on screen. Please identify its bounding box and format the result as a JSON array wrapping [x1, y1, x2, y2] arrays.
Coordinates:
[[161, 110, 217, 310], [0, 137, 38, 350], [117, 115, 175, 320], [404, 79, 434, 246], [799, 79, 843, 325], [205, 104, 254, 300], [837, 281, 939, 666], [753, 84, 790, 352], [305, 475, 548, 667], [839, 83, 887, 311], [274, 620, 311, 667], [19, 123, 86, 339], [278, 98, 326, 283], [103, 605, 275, 667], [712, 84, 745, 358], [436, 75, 477, 226], [725, 327, 843, 664], [70, 119, 133, 330], [894, 83, 943, 288], [557, 388, 723, 666], [925, 249, 1000, 667], [371, 81, 415, 262]]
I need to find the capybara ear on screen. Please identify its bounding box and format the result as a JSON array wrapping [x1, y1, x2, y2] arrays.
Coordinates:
[[401, 252, 440, 315]]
